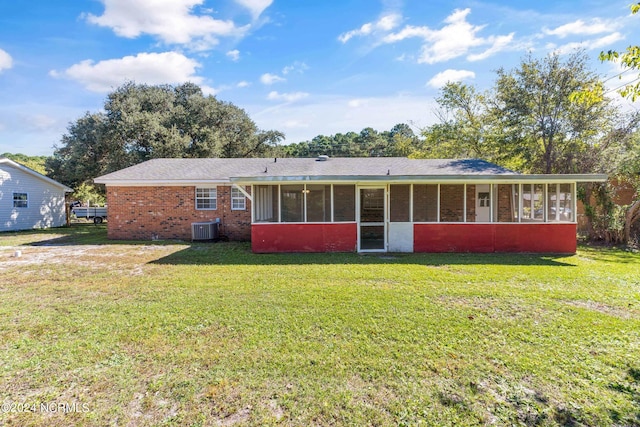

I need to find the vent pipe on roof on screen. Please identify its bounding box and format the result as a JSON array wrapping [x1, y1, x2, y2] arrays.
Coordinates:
[[316, 155, 329, 162]]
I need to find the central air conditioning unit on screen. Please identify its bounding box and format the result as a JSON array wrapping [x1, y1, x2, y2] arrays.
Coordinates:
[[191, 221, 219, 241]]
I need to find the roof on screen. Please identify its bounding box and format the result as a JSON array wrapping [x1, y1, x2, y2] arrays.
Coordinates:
[[93, 157, 607, 185], [0, 157, 73, 192]]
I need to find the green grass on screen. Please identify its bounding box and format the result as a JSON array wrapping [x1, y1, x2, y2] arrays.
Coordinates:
[[1, 225, 639, 426]]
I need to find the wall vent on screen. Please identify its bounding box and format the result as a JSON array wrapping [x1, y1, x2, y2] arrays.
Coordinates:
[[191, 222, 219, 241]]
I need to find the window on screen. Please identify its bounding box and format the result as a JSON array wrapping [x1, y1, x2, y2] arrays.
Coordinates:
[[413, 184, 438, 222], [390, 185, 410, 222], [362, 190, 384, 210], [196, 188, 216, 210], [333, 185, 356, 222], [495, 184, 518, 222], [548, 183, 573, 222], [440, 185, 464, 222], [281, 185, 304, 222], [13, 193, 28, 208], [478, 192, 490, 207], [254, 185, 278, 222], [306, 185, 331, 222], [521, 184, 544, 221], [231, 187, 246, 210]]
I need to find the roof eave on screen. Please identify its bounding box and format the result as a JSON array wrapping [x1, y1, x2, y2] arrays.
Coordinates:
[[230, 174, 608, 183], [1, 158, 73, 192], [93, 178, 231, 186]]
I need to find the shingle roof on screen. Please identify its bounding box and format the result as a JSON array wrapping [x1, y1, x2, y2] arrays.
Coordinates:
[[94, 157, 518, 184]]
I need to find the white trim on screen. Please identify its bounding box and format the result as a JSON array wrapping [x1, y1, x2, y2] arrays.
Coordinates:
[[463, 183, 467, 223], [357, 185, 387, 253], [12, 192, 29, 208], [437, 184, 441, 223], [230, 187, 246, 211], [195, 187, 217, 210], [409, 183, 414, 223]]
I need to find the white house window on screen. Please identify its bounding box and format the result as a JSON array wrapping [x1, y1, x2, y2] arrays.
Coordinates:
[[13, 193, 28, 208], [231, 187, 246, 210], [196, 188, 217, 210], [478, 192, 490, 207]]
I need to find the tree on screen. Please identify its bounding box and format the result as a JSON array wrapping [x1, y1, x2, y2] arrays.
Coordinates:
[[418, 82, 507, 164], [1, 153, 49, 174], [47, 82, 284, 187], [491, 51, 615, 174], [282, 124, 421, 158], [599, 3, 640, 101], [46, 112, 117, 189]]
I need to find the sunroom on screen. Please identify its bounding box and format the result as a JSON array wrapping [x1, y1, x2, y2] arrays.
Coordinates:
[[237, 175, 600, 253]]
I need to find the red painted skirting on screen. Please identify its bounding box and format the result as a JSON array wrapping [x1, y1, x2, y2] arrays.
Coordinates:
[[252, 223, 357, 253], [413, 223, 577, 253]]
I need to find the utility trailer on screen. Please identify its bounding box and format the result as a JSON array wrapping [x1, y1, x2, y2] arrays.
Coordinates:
[[72, 206, 108, 224]]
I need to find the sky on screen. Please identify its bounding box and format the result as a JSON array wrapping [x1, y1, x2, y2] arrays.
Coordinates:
[[0, 0, 639, 156]]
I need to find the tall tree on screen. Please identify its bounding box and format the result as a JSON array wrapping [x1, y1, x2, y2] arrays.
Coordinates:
[[47, 82, 283, 187], [493, 51, 614, 174], [419, 82, 506, 164]]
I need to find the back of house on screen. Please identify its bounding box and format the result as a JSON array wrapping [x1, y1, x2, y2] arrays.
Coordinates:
[[95, 157, 607, 254]]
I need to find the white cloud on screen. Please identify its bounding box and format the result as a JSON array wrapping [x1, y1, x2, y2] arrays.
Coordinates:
[[282, 61, 309, 75], [51, 51, 204, 93], [348, 98, 369, 108], [234, 0, 273, 19], [226, 49, 240, 61], [467, 33, 514, 61], [85, 0, 247, 49], [338, 13, 402, 43], [381, 8, 514, 64], [260, 73, 286, 85], [267, 91, 309, 102], [0, 48, 13, 72], [553, 32, 624, 54], [543, 19, 614, 39], [237, 80, 251, 88], [427, 69, 476, 88]]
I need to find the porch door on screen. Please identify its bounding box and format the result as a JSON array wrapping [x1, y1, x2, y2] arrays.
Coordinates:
[[476, 184, 491, 222], [358, 187, 386, 251]]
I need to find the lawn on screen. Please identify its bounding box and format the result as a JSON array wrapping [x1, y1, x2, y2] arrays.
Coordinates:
[[0, 225, 639, 426]]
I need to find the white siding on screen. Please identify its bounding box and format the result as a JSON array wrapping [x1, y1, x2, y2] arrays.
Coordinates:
[[0, 164, 68, 231]]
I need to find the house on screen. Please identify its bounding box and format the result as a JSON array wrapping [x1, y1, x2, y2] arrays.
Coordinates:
[[0, 157, 72, 231], [94, 157, 607, 253]]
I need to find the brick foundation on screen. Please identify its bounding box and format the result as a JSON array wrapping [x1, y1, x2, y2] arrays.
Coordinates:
[[106, 186, 251, 241]]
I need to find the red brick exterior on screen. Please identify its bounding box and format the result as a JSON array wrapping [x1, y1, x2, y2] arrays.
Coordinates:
[[106, 186, 252, 241]]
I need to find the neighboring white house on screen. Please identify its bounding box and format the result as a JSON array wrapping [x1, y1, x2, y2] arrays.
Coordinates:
[[0, 157, 72, 231]]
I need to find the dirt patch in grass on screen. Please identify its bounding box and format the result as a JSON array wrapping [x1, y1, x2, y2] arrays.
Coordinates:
[[564, 299, 638, 319]]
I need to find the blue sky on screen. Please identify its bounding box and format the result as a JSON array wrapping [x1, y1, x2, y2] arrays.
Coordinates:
[[0, 0, 638, 156]]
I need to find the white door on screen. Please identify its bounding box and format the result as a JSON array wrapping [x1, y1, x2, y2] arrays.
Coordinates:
[[476, 184, 491, 222], [358, 187, 386, 251]]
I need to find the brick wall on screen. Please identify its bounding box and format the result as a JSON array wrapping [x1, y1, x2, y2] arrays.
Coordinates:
[[439, 185, 464, 222], [106, 185, 251, 241], [497, 184, 516, 222]]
